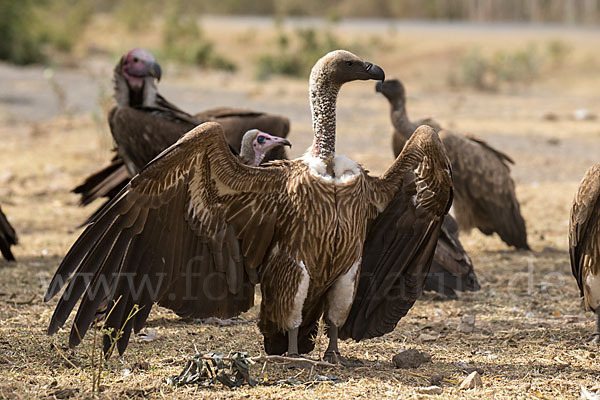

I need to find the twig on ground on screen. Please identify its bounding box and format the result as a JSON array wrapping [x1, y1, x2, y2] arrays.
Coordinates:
[[51, 343, 79, 369]]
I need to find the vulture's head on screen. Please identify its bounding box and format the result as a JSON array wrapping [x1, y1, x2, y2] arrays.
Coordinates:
[[117, 48, 162, 90], [241, 129, 292, 166], [311, 50, 385, 87], [375, 79, 406, 103]]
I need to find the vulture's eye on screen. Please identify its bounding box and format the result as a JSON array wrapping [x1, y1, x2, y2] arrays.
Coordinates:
[[257, 135, 266, 144], [345, 61, 353, 67], [133, 57, 139, 63]]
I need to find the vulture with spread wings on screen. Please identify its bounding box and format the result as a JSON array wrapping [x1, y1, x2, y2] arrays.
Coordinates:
[[46, 50, 452, 363], [377, 78, 529, 250], [570, 163, 600, 343], [0, 206, 17, 262], [74, 48, 290, 222]]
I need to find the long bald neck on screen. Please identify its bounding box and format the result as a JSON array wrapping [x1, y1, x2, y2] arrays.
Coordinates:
[[114, 70, 158, 108], [309, 70, 340, 160], [389, 96, 417, 140]]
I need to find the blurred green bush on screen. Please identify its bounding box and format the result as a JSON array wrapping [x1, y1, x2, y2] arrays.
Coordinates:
[[161, 5, 237, 71], [256, 28, 363, 80], [0, 0, 92, 65], [448, 40, 572, 91]]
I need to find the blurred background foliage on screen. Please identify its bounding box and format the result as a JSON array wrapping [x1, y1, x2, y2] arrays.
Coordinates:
[[0, 0, 595, 87]]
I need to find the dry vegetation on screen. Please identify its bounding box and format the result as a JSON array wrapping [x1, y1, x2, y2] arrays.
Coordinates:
[[1, 15, 600, 400]]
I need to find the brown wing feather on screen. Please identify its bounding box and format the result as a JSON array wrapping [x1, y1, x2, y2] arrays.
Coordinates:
[[197, 107, 291, 163], [340, 125, 453, 341], [46, 122, 289, 355], [0, 206, 17, 261], [569, 164, 600, 308], [440, 130, 529, 249], [424, 215, 479, 298]]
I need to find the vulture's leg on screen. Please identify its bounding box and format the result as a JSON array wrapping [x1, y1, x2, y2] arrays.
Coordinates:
[[323, 260, 361, 365], [259, 253, 309, 357], [593, 308, 600, 344], [324, 316, 340, 357], [287, 327, 299, 356]]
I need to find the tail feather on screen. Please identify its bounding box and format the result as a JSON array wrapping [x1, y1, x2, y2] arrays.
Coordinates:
[[73, 158, 130, 206]]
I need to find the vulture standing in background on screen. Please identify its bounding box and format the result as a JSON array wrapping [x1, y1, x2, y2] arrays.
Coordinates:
[[0, 206, 17, 261], [45, 50, 452, 364], [74, 48, 290, 221], [377, 79, 529, 250], [570, 164, 600, 343]]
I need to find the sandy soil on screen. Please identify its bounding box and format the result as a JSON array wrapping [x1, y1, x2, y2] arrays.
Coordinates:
[[1, 19, 600, 399]]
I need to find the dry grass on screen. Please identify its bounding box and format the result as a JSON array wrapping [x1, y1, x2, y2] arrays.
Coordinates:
[[1, 18, 600, 399]]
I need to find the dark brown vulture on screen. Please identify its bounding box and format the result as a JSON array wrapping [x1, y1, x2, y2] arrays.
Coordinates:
[[0, 206, 17, 261], [45, 50, 452, 364], [377, 79, 529, 250], [74, 48, 290, 219], [570, 164, 600, 343]]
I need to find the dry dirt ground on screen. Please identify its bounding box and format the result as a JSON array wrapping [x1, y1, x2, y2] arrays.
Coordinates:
[[1, 19, 600, 399]]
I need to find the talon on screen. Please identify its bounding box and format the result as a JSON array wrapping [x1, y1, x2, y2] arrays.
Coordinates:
[[324, 351, 341, 364]]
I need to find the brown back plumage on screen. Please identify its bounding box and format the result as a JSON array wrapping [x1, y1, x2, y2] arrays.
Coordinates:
[[439, 130, 529, 249], [0, 206, 17, 261]]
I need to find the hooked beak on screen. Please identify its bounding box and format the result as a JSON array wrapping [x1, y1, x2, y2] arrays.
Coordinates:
[[148, 61, 162, 81], [365, 62, 385, 82], [270, 136, 292, 148]]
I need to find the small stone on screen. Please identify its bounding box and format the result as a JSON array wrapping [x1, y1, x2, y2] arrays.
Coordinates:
[[574, 109, 597, 121], [543, 112, 559, 121], [430, 375, 444, 386], [457, 314, 475, 333], [392, 349, 432, 369], [455, 360, 483, 375], [418, 332, 439, 342], [459, 371, 483, 390], [417, 386, 443, 395]]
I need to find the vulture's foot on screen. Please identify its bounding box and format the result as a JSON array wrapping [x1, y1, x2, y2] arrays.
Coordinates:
[[323, 351, 361, 367], [592, 311, 600, 344]]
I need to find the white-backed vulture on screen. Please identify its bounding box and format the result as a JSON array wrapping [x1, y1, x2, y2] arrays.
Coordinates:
[[45, 50, 452, 363], [0, 206, 17, 261], [74, 48, 290, 216], [377, 79, 529, 250], [570, 164, 600, 343]]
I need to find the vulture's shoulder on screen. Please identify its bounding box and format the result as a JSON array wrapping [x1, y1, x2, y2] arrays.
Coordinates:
[[570, 164, 600, 292]]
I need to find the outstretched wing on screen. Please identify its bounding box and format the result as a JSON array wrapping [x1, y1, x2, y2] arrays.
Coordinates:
[[441, 131, 529, 249], [195, 107, 291, 163], [45, 122, 289, 355], [0, 206, 17, 261], [340, 125, 453, 341], [424, 215, 478, 298], [569, 164, 600, 304]]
